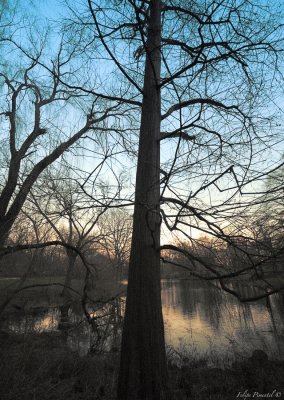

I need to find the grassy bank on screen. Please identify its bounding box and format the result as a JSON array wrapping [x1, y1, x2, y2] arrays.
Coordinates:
[[1, 331, 284, 400], [0, 331, 118, 400]]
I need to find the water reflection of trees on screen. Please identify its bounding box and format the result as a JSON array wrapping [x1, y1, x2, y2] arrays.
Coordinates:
[[162, 280, 284, 341], [162, 280, 225, 331], [3, 280, 284, 360]]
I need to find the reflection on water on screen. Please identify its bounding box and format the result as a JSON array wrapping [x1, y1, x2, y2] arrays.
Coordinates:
[[2, 307, 60, 334], [2, 279, 284, 364], [162, 280, 284, 363]]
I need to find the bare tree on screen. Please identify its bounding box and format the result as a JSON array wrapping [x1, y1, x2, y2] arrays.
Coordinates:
[[26, 166, 113, 298], [64, 1, 284, 398], [0, 32, 121, 249], [0, 0, 282, 398], [98, 208, 132, 280], [0, 208, 52, 316]]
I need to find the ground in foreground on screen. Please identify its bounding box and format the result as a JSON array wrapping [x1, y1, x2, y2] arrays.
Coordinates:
[[1, 332, 284, 399]]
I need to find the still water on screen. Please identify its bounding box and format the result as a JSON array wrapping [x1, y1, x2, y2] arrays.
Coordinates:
[[2, 279, 284, 364], [161, 280, 284, 364]]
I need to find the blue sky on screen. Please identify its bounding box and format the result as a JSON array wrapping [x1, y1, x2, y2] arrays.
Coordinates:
[[4, 0, 284, 243]]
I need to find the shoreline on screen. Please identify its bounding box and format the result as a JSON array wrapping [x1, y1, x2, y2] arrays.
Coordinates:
[[1, 331, 284, 400]]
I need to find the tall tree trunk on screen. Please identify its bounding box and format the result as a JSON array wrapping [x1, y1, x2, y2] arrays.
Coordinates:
[[0, 217, 13, 248], [117, 1, 168, 399], [62, 249, 77, 298]]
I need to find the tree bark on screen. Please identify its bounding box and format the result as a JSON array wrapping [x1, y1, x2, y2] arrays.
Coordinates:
[[117, 1, 168, 399], [0, 217, 11, 248], [62, 249, 77, 298]]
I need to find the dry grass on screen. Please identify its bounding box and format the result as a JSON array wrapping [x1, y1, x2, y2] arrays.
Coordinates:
[[167, 347, 284, 400], [1, 330, 284, 400], [0, 331, 118, 400]]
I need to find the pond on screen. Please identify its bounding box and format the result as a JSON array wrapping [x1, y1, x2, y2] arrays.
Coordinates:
[[2, 279, 284, 365], [162, 280, 284, 364]]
